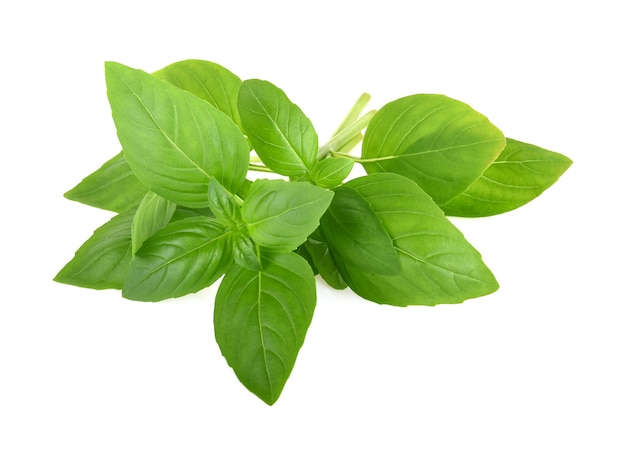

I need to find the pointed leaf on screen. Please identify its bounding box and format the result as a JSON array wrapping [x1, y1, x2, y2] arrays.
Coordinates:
[[105, 62, 249, 207], [123, 217, 232, 301], [238, 79, 317, 176], [131, 191, 176, 254], [242, 179, 333, 252], [333, 173, 499, 306], [319, 186, 401, 275], [54, 209, 134, 289], [153, 59, 243, 127], [441, 138, 573, 217], [214, 252, 316, 405], [362, 94, 505, 204], [64, 151, 148, 212]]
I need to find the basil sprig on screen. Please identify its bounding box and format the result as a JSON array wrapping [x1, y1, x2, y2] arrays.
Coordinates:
[[55, 60, 571, 404]]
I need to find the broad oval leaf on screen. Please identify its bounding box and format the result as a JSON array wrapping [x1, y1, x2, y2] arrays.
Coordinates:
[[238, 79, 317, 177], [362, 94, 505, 204], [242, 179, 333, 252], [441, 138, 573, 217], [131, 191, 176, 254], [153, 59, 243, 128], [335, 173, 499, 306], [312, 157, 354, 188], [123, 217, 232, 301], [319, 186, 401, 275], [54, 209, 134, 290], [105, 62, 249, 207], [64, 151, 148, 213], [214, 252, 316, 405]]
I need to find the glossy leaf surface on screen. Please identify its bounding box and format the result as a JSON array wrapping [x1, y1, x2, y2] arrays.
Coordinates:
[[105, 62, 249, 207], [153, 59, 243, 127], [362, 94, 505, 204], [335, 173, 499, 306], [238, 79, 317, 177], [441, 138, 573, 217], [242, 179, 333, 252], [311, 157, 354, 188], [131, 191, 176, 254], [232, 232, 262, 271], [319, 186, 401, 275], [54, 209, 134, 289], [123, 217, 232, 301], [214, 252, 316, 405], [64, 151, 147, 212]]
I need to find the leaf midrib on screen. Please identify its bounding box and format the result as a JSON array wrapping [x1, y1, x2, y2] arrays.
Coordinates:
[[120, 75, 211, 180], [245, 87, 310, 170]]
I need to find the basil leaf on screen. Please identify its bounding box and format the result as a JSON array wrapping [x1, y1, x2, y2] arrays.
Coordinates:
[[362, 94, 505, 204], [63, 151, 148, 212], [122, 217, 232, 301], [131, 191, 176, 255], [242, 179, 333, 252], [232, 232, 262, 271], [169, 206, 213, 222], [238, 79, 317, 177], [214, 252, 316, 405], [311, 157, 354, 189], [336, 173, 499, 306], [441, 138, 573, 217], [303, 233, 347, 290], [105, 62, 249, 207], [207, 179, 242, 228], [54, 209, 134, 289], [153, 59, 243, 128], [319, 186, 401, 275]]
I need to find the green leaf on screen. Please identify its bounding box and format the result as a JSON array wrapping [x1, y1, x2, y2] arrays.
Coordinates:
[[214, 252, 316, 405], [122, 217, 232, 301], [238, 79, 317, 177], [131, 191, 176, 255], [169, 206, 212, 222], [302, 232, 347, 290], [65, 60, 243, 213], [311, 157, 354, 189], [441, 138, 573, 217], [319, 186, 401, 275], [334, 173, 499, 306], [105, 62, 249, 207], [241, 179, 333, 252], [232, 232, 262, 271], [153, 59, 243, 128], [54, 209, 134, 289], [63, 151, 148, 212], [361, 94, 505, 204], [207, 179, 242, 228]]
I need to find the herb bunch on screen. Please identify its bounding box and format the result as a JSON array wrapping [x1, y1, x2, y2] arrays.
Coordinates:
[[55, 60, 572, 404]]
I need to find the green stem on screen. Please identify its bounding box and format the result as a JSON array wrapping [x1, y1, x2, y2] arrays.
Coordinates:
[[331, 133, 363, 156], [332, 93, 372, 137], [248, 164, 274, 173], [329, 152, 394, 164], [318, 110, 376, 160]]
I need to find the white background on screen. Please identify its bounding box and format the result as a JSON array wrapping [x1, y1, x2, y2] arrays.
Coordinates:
[[2, 1, 624, 453]]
